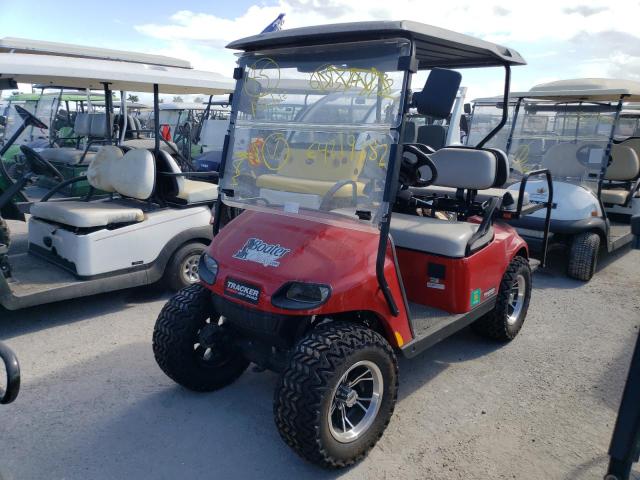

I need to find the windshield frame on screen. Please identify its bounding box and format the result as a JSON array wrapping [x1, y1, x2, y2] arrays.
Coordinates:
[[217, 38, 412, 229]]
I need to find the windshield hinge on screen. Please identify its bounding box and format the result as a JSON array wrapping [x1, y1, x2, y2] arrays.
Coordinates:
[[398, 55, 418, 73], [233, 67, 244, 80]]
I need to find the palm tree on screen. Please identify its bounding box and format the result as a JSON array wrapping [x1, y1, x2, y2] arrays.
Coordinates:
[[127, 94, 139, 103]]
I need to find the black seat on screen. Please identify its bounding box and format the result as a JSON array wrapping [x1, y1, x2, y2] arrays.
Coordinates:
[[417, 125, 446, 150]]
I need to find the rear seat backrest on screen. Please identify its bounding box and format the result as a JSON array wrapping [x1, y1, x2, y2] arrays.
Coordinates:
[[87, 146, 155, 200], [606, 144, 640, 180], [73, 113, 92, 137], [89, 113, 113, 139], [418, 147, 499, 190]]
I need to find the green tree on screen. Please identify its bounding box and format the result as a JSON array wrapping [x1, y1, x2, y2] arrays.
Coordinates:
[[127, 94, 139, 103], [172, 96, 184, 103]]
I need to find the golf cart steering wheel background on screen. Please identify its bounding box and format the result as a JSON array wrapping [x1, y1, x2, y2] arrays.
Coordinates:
[[401, 144, 439, 188], [19, 145, 64, 181], [14, 105, 48, 130]]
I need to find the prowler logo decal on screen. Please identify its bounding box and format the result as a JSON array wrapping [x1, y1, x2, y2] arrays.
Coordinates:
[[233, 238, 291, 267]]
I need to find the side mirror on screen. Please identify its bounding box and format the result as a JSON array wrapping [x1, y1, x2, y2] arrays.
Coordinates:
[[460, 114, 469, 135], [464, 102, 472, 115], [412, 68, 462, 119]]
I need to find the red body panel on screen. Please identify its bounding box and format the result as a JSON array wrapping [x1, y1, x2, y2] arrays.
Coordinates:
[[206, 210, 528, 347], [396, 222, 528, 313]]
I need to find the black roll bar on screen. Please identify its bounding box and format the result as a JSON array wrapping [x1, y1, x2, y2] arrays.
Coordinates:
[[477, 64, 511, 148], [516, 168, 553, 267]]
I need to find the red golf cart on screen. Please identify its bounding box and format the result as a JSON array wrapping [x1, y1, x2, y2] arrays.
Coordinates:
[[152, 21, 551, 468]]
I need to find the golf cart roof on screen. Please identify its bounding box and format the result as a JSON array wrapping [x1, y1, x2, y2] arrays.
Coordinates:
[[0, 37, 191, 69], [513, 78, 640, 102], [0, 52, 235, 95], [227, 20, 525, 69]]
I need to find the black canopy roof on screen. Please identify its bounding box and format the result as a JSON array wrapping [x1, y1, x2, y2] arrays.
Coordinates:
[[226, 20, 526, 69]]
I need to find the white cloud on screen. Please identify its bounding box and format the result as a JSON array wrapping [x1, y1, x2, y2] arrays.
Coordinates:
[[132, 1, 640, 99]]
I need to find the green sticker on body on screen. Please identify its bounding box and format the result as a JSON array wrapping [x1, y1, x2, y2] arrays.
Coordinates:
[[470, 288, 482, 306]]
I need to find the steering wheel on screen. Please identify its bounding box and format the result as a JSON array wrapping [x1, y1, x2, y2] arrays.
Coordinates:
[[400, 144, 438, 188], [19, 145, 64, 181], [0, 341, 20, 405], [319, 180, 358, 211], [14, 105, 48, 130]]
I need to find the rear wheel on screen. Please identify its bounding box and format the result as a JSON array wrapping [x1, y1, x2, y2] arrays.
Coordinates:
[[567, 232, 600, 281], [274, 322, 398, 468], [152, 284, 249, 391], [473, 256, 531, 341], [163, 241, 207, 291]]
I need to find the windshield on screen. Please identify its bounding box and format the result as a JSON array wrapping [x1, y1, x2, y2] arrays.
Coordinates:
[[466, 101, 515, 149], [220, 39, 409, 228], [615, 114, 640, 140], [507, 101, 618, 186]]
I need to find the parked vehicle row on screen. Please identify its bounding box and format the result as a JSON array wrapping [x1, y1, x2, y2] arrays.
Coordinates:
[[1, 19, 638, 474]]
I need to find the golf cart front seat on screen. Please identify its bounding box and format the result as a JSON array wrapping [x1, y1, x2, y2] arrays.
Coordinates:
[[391, 147, 501, 258], [600, 143, 640, 205], [30, 146, 154, 228], [155, 150, 218, 204]]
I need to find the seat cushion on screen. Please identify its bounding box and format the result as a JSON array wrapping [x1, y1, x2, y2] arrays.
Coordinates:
[[40, 148, 96, 165], [177, 179, 218, 203], [390, 213, 492, 258], [123, 138, 178, 152], [256, 174, 365, 197], [30, 200, 144, 228], [601, 189, 630, 205]]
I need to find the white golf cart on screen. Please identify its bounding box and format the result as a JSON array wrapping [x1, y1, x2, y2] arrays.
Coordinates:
[[0, 37, 235, 310], [469, 79, 640, 280]]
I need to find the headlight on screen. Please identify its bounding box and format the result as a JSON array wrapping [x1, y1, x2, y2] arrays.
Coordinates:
[[198, 253, 218, 285], [272, 282, 331, 310]]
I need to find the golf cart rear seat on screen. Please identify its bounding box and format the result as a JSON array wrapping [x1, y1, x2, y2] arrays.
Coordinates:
[[40, 113, 114, 165], [600, 143, 640, 205], [409, 148, 527, 210], [391, 147, 503, 258], [30, 146, 154, 228]]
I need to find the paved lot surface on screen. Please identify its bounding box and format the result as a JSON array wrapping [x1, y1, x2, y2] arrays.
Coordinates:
[[1, 219, 639, 480]]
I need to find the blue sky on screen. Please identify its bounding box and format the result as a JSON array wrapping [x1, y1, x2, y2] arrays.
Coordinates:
[[1, 0, 639, 100]]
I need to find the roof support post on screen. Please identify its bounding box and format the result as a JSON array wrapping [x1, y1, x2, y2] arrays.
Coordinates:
[[153, 83, 160, 156], [102, 82, 112, 145], [477, 64, 511, 148]]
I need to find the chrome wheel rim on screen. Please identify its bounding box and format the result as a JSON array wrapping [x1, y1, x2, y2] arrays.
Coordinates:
[[328, 360, 383, 443], [507, 274, 526, 325], [181, 254, 200, 284]]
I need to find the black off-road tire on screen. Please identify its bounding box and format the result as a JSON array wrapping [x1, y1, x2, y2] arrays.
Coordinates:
[[0, 217, 9, 250], [274, 322, 398, 468], [163, 241, 207, 291], [153, 284, 249, 391], [472, 256, 532, 341], [567, 232, 600, 281]]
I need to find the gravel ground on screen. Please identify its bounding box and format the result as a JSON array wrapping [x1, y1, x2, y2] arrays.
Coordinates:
[[0, 219, 639, 480]]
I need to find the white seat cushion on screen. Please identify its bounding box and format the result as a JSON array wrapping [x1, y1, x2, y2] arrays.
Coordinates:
[[30, 200, 144, 228], [390, 213, 491, 258], [601, 189, 630, 205], [177, 179, 218, 203], [123, 138, 178, 152], [40, 148, 96, 165]]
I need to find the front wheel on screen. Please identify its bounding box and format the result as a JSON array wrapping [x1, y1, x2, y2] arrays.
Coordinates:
[[472, 256, 532, 341], [163, 241, 207, 291], [153, 284, 249, 391], [567, 232, 600, 281], [274, 322, 398, 468]]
